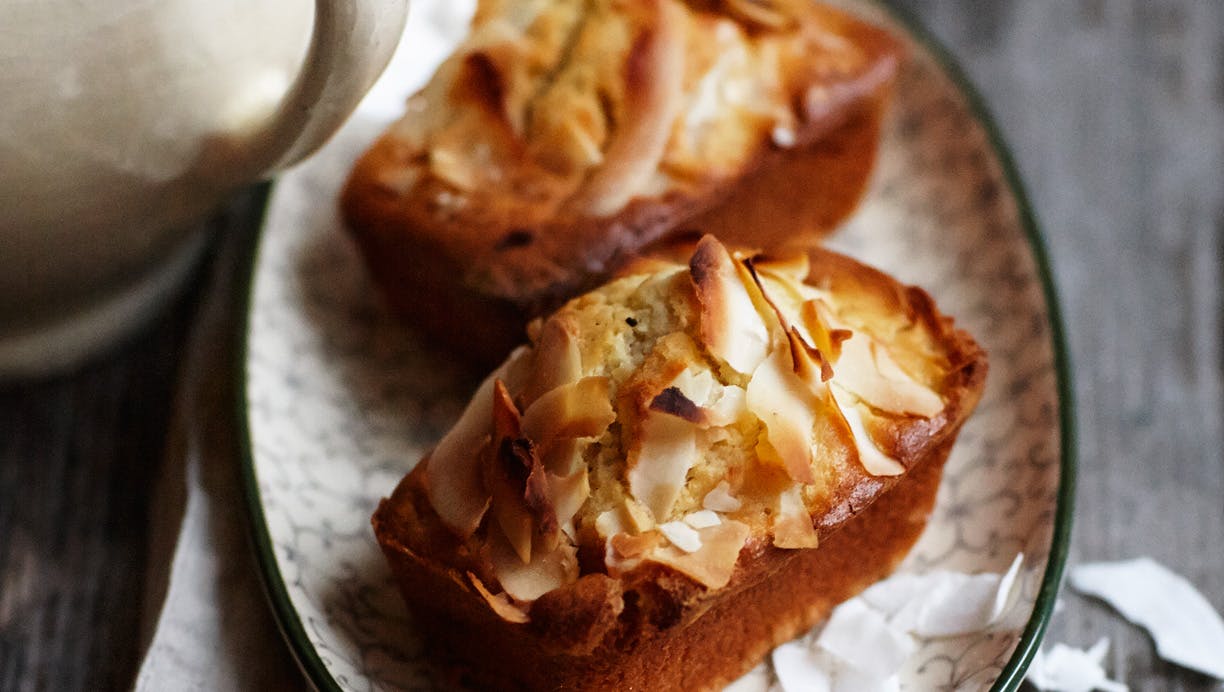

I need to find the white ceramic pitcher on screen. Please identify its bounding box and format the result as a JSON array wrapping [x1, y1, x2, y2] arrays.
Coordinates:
[[0, 0, 410, 377]]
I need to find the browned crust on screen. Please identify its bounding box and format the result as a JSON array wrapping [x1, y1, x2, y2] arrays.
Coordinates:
[[802, 249, 989, 469], [374, 436, 951, 691], [684, 91, 887, 251], [341, 106, 887, 366], [340, 5, 904, 367]]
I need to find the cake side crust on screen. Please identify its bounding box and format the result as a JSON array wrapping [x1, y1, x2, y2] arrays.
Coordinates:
[[373, 435, 951, 691]]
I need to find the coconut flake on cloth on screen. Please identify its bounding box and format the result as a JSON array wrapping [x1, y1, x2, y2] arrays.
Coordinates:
[[1026, 638, 1128, 692], [1069, 557, 1224, 680]]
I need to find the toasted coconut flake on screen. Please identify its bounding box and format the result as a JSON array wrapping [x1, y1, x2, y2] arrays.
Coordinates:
[[705, 384, 748, 426], [772, 485, 819, 549], [490, 531, 578, 603], [724, 0, 798, 29], [522, 456, 559, 547], [484, 437, 546, 563], [522, 315, 584, 406], [787, 327, 834, 385], [703, 481, 743, 512], [456, 49, 510, 123], [683, 510, 722, 529], [486, 384, 558, 563], [595, 508, 628, 539], [740, 255, 793, 333], [530, 112, 605, 173], [627, 409, 698, 521], [468, 572, 529, 624], [690, 236, 770, 374], [746, 345, 819, 484], [672, 367, 717, 403], [831, 386, 905, 476], [753, 251, 810, 284], [547, 468, 590, 540], [743, 260, 837, 384], [521, 376, 615, 443], [606, 530, 658, 578], [486, 491, 532, 565], [604, 547, 640, 577], [871, 342, 944, 417], [646, 520, 750, 589], [423, 442, 490, 541], [572, 0, 685, 217], [800, 299, 851, 364], [491, 379, 521, 439], [659, 521, 703, 553], [427, 351, 528, 537], [540, 436, 585, 476], [623, 497, 656, 533], [666, 368, 747, 427], [832, 336, 944, 418], [650, 386, 706, 425], [610, 532, 660, 563], [594, 498, 654, 540]]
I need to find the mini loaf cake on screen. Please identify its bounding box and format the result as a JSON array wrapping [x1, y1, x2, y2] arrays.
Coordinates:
[[342, 0, 903, 365], [373, 236, 987, 690]]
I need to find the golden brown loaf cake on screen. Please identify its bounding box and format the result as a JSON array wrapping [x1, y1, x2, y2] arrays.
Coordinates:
[[373, 236, 987, 690], [342, 0, 904, 365]]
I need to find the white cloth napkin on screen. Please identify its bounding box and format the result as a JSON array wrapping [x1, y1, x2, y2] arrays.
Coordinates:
[[133, 217, 301, 691]]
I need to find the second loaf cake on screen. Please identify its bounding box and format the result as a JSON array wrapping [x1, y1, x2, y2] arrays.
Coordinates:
[[343, 0, 903, 364]]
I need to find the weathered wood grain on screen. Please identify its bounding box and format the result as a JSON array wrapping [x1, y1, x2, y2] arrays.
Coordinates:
[[0, 290, 195, 691], [0, 3, 1221, 690], [891, 1, 1224, 689]]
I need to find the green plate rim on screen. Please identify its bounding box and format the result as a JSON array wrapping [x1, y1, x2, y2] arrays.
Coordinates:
[[871, 3, 1078, 689], [234, 3, 1077, 689], [233, 183, 345, 692]]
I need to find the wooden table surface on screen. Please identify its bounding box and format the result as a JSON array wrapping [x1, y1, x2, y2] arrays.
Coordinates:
[[1, 2, 1221, 690]]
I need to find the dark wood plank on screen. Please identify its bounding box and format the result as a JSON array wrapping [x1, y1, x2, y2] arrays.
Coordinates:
[[0, 297, 195, 691], [892, 0, 1224, 689]]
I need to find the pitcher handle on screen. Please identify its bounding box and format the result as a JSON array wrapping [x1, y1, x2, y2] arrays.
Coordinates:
[[249, 0, 410, 173]]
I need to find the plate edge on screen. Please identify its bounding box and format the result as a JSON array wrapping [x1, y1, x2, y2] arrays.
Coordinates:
[[232, 181, 342, 692], [874, 2, 1078, 689]]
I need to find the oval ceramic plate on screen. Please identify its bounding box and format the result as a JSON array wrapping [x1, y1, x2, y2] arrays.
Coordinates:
[[239, 1, 1075, 689]]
